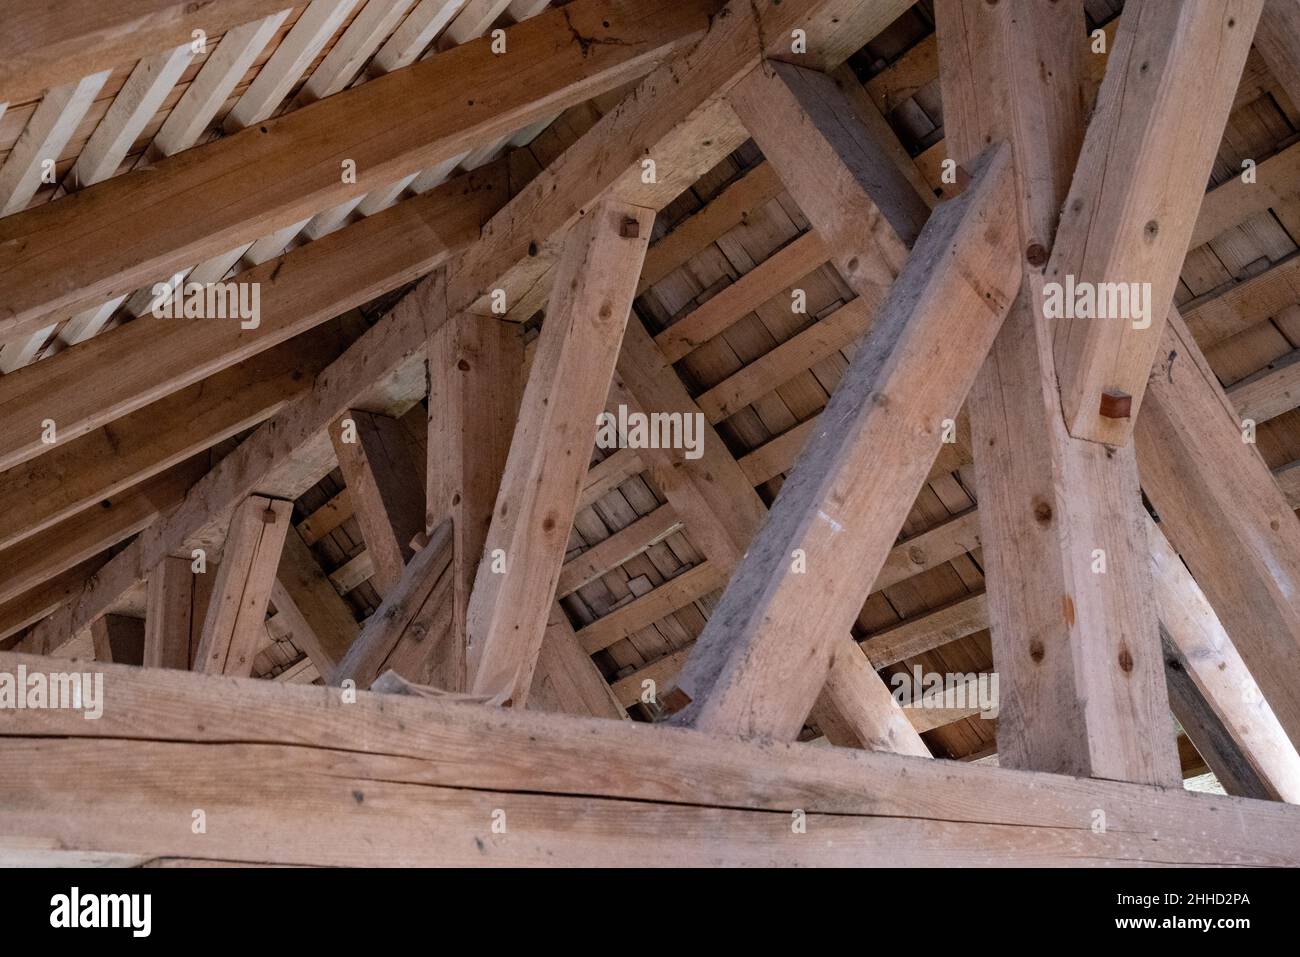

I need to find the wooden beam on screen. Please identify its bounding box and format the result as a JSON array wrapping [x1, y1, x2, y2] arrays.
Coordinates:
[[143, 555, 203, 671], [812, 640, 933, 756], [0, 327, 346, 552], [1046, 0, 1263, 444], [1137, 308, 1300, 753], [528, 604, 628, 720], [0, 0, 713, 339], [937, 0, 1180, 786], [616, 281, 930, 755], [665, 70, 1019, 739], [637, 162, 786, 295], [426, 310, 524, 690], [275, 528, 359, 673], [1184, 252, 1300, 349], [328, 520, 455, 689], [1254, 1, 1300, 127], [862, 593, 988, 669], [0, 559, 110, 645], [557, 505, 682, 598], [330, 410, 426, 595], [654, 231, 831, 362], [466, 200, 652, 704], [0, 165, 499, 475], [0, 458, 207, 606], [1148, 516, 1300, 803], [4, 652, 1299, 867], [0, 1, 293, 105], [193, 497, 292, 676]]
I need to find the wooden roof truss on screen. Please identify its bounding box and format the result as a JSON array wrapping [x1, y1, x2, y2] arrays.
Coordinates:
[[3, 0, 1300, 865]]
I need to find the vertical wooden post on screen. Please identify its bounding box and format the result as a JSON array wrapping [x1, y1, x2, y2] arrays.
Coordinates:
[[193, 496, 292, 676], [466, 198, 653, 705]]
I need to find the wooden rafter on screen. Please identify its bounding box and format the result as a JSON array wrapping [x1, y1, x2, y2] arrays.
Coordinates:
[[0, 0, 713, 340]]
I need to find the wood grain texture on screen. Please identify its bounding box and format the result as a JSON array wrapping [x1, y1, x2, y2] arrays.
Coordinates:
[[466, 199, 652, 704], [3, 651, 1298, 867], [668, 143, 1020, 740]]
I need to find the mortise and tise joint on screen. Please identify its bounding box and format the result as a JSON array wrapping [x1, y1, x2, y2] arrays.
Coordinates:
[[1098, 389, 1133, 419], [620, 217, 641, 238]]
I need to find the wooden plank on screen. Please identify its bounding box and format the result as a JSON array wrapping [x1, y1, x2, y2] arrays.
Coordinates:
[[374, 0, 470, 72], [577, 451, 644, 511], [0, 458, 208, 606], [0, 0, 710, 340], [1190, 141, 1300, 250], [637, 162, 785, 294], [0, 328, 345, 552], [0, 559, 107, 644], [696, 296, 874, 423], [654, 231, 830, 362], [226, 0, 362, 128], [331, 410, 426, 594], [148, 12, 290, 160], [67, 45, 196, 191], [4, 652, 1299, 867], [299, 0, 414, 103], [427, 310, 524, 689], [1136, 308, 1300, 753], [1047, 0, 1263, 445], [143, 556, 199, 671], [193, 497, 292, 676], [862, 593, 988, 669], [0, 72, 109, 217], [275, 528, 359, 671], [575, 562, 726, 656], [466, 199, 652, 704], [1182, 251, 1300, 348], [1148, 516, 1300, 803], [1227, 349, 1300, 424], [0, 165, 500, 475], [937, 0, 1180, 786], [557, 505, 682, 597], [528, 604, 628, 720], [1254, 1, 1300, 130], [0, 0, 295, 105], [297, 490, 352, 547], [664, 87, 1018, 738]]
